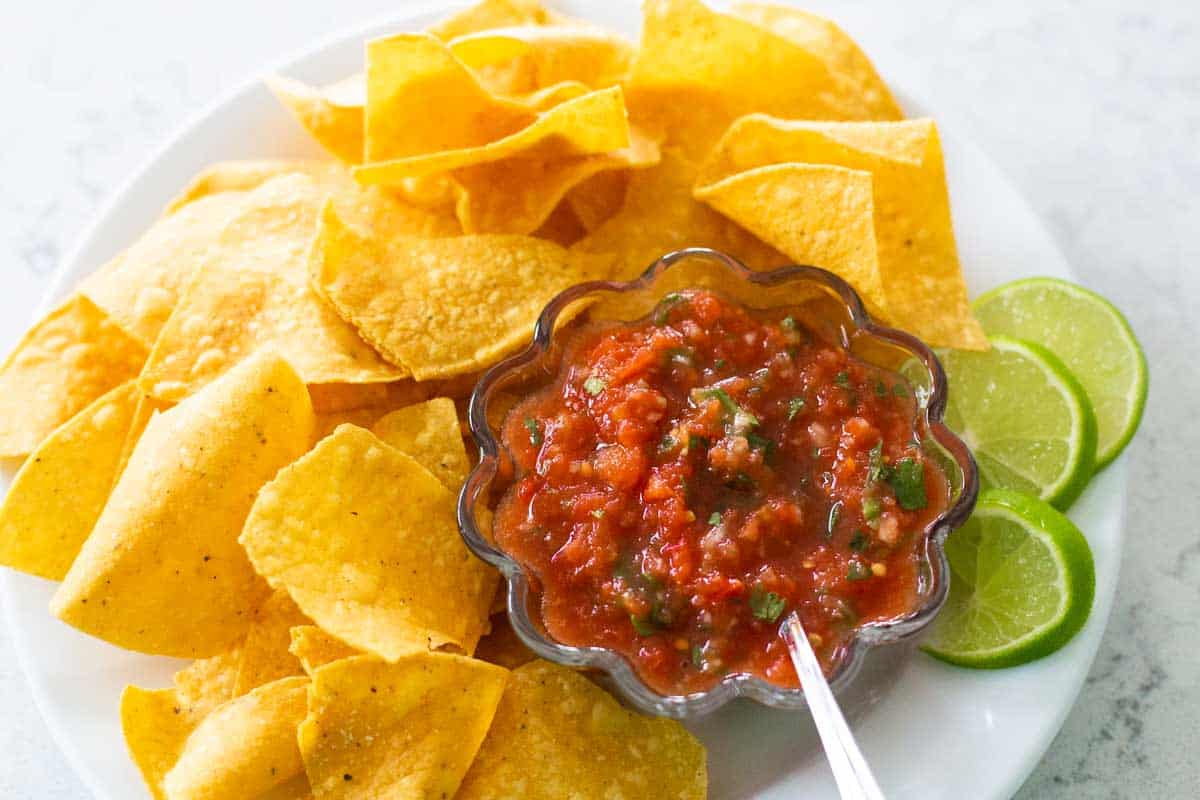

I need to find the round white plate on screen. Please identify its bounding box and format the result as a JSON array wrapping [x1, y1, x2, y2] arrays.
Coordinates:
[[1, 2, 1124, 798]]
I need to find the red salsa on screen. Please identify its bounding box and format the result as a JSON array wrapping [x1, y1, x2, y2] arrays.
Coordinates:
[[494, 289, 950, 695]]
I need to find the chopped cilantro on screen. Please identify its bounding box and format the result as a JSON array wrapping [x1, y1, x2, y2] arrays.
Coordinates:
[[862, 496, 881, 521], [583, 376, 606, 396], [590, 509, 605, 519], [893, 383, 908, 398], [691, 645, 704, 668], [745, 431, 775, 459], [732, 408, 760, 433], [835, 371, 851, 388], [787, 396, 806, 420], [847, 561, 871, 581], [875, 379, 887, 397], [867, 441, 885, 483], [696, 387, 739, 416], [781, 316, 797, 330], [687, 434, 710, 452], [658, 434, 677, 454], [523, 417, 542, 447], [749, 585, 787, 622], [714, 358, 727, 369], [630, 615, 659, 636], [849, 530, 869, 552], [827, 501, 843, 538], [653, 293, 687, 325], [707, 512, 722, 525], [886, 457, 927, 510]]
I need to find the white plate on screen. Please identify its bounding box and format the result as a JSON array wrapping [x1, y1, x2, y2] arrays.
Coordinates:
[[0, 2, 1124, 798]]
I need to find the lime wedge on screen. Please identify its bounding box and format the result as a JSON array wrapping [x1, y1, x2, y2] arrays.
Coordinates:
[[939, 335, 1097, 510], [923, 489, 1095, 668], [973, 278, 1148, 469]]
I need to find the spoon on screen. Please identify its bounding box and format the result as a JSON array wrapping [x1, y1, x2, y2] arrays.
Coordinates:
[[782, 612, 886, 800]]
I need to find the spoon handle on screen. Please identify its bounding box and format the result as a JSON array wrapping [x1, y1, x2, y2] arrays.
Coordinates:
[[783, 612, 886, 800]]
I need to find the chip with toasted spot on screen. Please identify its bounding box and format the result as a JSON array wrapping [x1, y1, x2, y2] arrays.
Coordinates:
[[310, 203, 611, 379], [239, 424, 498, 660], [370, 398, 469, 493], [289, 626, 360, 675], [0, 381, 139, 580], [298, 653, 507, 800], [233, 590, 312, 696], [162, 676, 310, 800], [138, 174, 406, 402], [456, 660, 707, 799], [268, 74, 365, 164], [0, 294, 146, 457], [51, 351, 314, 657]]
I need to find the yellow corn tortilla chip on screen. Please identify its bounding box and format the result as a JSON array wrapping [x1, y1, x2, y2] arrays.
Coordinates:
[[694, 162, 888, 313], [572, 146, 786, 280], [0, 381, 139, 580], [731, 2, 902, 120], [565, 168, 629, 231], [0, 294, 146, 457], [114, 390, 171, 481], [51, 351, 315, 657], [240, 424, 499, 661], [234, 590, 312, 696], [80, 192, 249, 347], [369, 398, 469, 493], [457, 660, 707, 799], [474, 614, 536, 669], [165, 159, 317, 214], [298, 653, 508, 800], [310, 203, 611, 379], [269, 74, 365, 164], [530, 199, 588, 247], [696, 116, 986, 348], [138, 174, 406, 402], [162, 676, 310, 800], [289, 626, 360, 675], [427, 0, 562, 41], [448, 24, 634, 96]]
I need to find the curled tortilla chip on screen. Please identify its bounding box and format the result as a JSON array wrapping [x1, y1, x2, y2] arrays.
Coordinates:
[[162, 676, 310, 800], [234, 590, 312, 696], [427, 0, 563, 41], [240, 424, 498, 661], [0, 294, 146, 457], [697, 116, 985, 348], [369, 398, 469, 493], [269, 74, 365, 164], [80, 192, 249, 347], [298, 653, 508, 799], [139, 174, 406, 403], [565, 168, 629, 232], [448, 24, 634, 95], [457, 660, 707, 799], [114, 391, 171, 481], [530, 199, 588, 246], [0, 381, 139, 580], [51, 351, 315, 657], [289, 626, 360, 675], [165, 159, 318, 214], [310, 203, 611, 379]]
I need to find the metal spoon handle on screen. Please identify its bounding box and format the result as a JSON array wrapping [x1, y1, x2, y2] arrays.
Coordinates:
[[783, 612, 886, 800]]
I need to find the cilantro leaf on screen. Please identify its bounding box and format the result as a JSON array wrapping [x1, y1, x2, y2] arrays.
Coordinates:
[[653, 292, 687, 325], [583, 376, 606, 395], [630, 615, 659, 636], [787, 396, 806, 420], [707, 512, 722, 525], [886, 457, 927, 510], [749, 585, 787, 622], [523, 417, 542, 447]]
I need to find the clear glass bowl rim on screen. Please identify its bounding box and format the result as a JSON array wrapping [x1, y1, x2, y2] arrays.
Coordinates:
[[458, 247, 979, 719]]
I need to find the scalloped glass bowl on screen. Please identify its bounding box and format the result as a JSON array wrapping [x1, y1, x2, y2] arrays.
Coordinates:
[[459, 248, 978, 718]]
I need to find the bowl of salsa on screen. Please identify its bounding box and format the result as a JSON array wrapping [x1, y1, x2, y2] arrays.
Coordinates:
[[459, 248, 978, 717]]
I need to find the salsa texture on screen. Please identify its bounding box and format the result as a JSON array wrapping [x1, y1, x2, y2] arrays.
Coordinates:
[[494, 290, 950, 695]]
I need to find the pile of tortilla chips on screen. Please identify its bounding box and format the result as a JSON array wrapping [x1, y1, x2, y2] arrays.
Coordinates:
[[0, 1, 992, 797]]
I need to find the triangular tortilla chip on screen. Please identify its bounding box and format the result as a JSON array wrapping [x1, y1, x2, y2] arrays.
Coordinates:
[[268, 74, 365, 163], [448, 24, 634, 95], [239, 425, 498, 661], [457, 660, 706, 799], [298, 653, 508, 800], [0, 294, 146, 457], [310, 203, 611, 379], [51, 352, 315, 657], [138, 174, 406, 402], [289, 626, 360, 675], [427, 0, 564, 41], [233, 590, 312, 696], [369, 397, 469, 493], [0, 380, 139, 580]]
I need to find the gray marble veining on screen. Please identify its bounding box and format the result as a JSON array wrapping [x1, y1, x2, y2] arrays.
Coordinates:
[[1, 1, 1197, 797]]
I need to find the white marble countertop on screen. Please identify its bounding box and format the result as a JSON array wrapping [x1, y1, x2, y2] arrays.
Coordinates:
[[1, 1, 1196, 797]]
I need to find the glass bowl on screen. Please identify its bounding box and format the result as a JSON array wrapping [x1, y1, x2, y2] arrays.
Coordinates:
[[458, 248, 979, 718]]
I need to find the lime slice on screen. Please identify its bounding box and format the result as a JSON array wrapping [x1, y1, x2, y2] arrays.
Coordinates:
[[923, 488, 1095, 668], [973, 277, 1148, 469], [939, 335, 1097, 510]]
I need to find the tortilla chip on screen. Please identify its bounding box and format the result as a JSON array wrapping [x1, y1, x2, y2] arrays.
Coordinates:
[[165, 160, 315, 214], [310, 203, 611, 379], [572, 146, 786, 280], [121, 652, 242, 800], [80, 192, 249, 346], [695, 162, 888, 313], [298, 653, 508, 800], [565, 168, 629, 231], [162, 676, 310, 800], [114, 391, 171, 481], [474, 614, 536, 669], [269, 74, 365, 163], [696, 116, 986, 348], [369, 398, 469, 493], [289, 626, 360, 675], [731, 2, 902, 120], [234, 590, 312, 696], [427, 0, 562, 41], [457, 660, 707, 799], [448, 24, 634, 95], [530, 199, 588, 246], [240, 424, 498, 661], [51, 352, 314, 657], [0, 294, 146, 457], [138, 174, 406, 402], [0, 381, 139, 580]]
